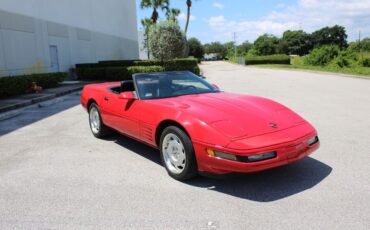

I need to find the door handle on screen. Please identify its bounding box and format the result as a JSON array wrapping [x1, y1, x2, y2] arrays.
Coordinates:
[[104, 96, 109, 101]]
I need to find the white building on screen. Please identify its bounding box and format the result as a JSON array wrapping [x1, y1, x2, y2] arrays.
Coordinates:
[[0, 0, 139, 76], [138, 31, 148, 60]]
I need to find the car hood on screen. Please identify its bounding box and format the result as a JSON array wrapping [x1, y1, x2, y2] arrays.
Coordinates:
[[152, 92, 306, 139]]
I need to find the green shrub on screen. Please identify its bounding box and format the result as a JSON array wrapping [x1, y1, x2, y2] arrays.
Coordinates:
[[330, 57, 350, 68], [191, 66, 201, 75], [168, 58, 198, 67], [133, 60, 162, 66], [105, 67, 131, 81], [291, 56, 304, 66], [131, 58, 198, 68], [75, 63, 99, 68], [162, 59, 197, 72], [128, 65, 199, 75], [304, 45, 340, 66], [75, 68, 86, 80], [361, 58, 370, 67], [0, 72, 67, 98], [329, 50, 359, 68], [98, 60, 139, 67], [79, 67, 105, 80], [127, 65, 164, 75], [245, 54, 290, 65]]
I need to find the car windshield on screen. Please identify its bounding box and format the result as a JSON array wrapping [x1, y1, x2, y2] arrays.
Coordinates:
[[134, 71, 220, 100]]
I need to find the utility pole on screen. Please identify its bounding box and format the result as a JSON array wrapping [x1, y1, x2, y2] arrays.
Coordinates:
[[358, 30, 361, 42]]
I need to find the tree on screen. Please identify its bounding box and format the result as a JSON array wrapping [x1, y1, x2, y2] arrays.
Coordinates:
[[184, 0, 192, 34], [277, 39, 289, 55], [237, 41, 253, 56], [149, 20, 187, 60], [220, 41, 253, 58], [253, 34, 280, 55], [140, 0, 170, 23], [223, 41, 236, 58], [281, 30, 313, 55], [188, 38, 204, 60], [203, 42, 227, 58], [348, 38, 370, 52], [166, 8, 181, 23], [311, 25, 348, 49]]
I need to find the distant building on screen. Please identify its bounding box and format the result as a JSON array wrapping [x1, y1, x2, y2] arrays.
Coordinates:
[[0, 0, 139, 76]]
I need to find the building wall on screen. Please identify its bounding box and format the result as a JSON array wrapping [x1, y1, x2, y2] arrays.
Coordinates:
[[0, 0, 139, 76], [138, 31, 154, 60]]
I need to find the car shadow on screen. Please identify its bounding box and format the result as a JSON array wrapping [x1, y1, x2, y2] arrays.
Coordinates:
[[0, 94, 81, 136], [186, 157, 332, 202], [104, 133, 162, 165], [106, 133, 332, 202]]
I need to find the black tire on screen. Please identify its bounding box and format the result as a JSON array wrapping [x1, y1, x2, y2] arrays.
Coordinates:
[[159, 126, 197, 180], [88, 103, 112, 138]]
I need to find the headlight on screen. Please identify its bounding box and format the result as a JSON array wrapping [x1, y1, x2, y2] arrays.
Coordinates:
[[206, 148, 276, 162], [244, 151, 276, 162], [206, 148, 237, 161]]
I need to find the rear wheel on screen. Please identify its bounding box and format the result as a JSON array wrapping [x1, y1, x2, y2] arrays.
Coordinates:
[[89, 103, 111, 138], [160, 126, 197, 180]]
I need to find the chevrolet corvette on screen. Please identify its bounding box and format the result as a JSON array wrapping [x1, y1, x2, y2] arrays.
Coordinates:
[[81, 71, 320, 180]]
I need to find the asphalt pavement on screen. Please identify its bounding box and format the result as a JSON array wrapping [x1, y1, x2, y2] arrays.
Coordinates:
[[0, 61, 369, 229]]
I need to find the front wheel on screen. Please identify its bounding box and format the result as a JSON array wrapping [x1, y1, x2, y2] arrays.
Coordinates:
[[160, 126, 197, 180], [89, 103, 112, 138]]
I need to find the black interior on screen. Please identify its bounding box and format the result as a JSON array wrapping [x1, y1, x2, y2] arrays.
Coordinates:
[[109, 80, 135, 94]]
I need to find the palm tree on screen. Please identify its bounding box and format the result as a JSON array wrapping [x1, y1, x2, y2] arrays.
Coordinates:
[[184, 0, 192, 34], [140, 0, 170, 23], [166, 8, 181, 23]]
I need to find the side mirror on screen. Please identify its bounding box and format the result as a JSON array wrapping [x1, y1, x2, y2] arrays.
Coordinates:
[[212, 84, 220, 89], [119, 91, 136, 100]]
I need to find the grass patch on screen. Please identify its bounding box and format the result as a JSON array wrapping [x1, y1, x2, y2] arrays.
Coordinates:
[[248, 55, 370, 78], [249, 64, 370, 77]]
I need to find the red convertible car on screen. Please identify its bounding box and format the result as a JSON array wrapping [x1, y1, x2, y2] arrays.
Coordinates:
[[81, 71, 319, 180]]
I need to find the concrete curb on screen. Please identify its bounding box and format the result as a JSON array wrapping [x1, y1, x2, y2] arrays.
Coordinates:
[[0, 85, 83, 114], [38, 97, 65, 108], [0, 109, 22, 121]]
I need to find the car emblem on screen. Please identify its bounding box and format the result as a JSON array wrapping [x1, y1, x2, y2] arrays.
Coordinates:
[[269, 122, 278, 128]]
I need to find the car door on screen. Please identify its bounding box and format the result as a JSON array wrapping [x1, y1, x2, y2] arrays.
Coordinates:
[[101, 88, 141, 138]]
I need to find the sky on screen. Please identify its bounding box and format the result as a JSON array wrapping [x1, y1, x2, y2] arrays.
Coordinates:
[[136, 0, 370, 44]]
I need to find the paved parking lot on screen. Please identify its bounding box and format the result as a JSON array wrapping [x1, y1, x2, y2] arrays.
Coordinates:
[[1, 61, 369, 229]]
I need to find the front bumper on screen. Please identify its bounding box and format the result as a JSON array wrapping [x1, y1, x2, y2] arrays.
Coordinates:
[[194, 132, 320, 174]]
